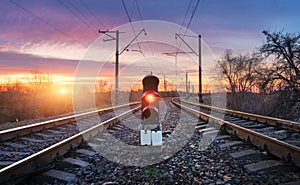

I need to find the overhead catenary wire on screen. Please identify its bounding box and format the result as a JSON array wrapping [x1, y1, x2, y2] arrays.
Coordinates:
[[178, 0, 193, 35], [66, 0, 98, 30], [176, 0, 201, 54], [121, 0, 138, 46], [134, 0, 154, 56], [121, 0, 146, 53], [186, 0, 201, 31], [121, 0, 133, 22], [176, 0, 193, 51], [79, 0, 106, 29], [57, 0, 96, 35], [121, 0, 156, 70], [9, 0, 86, 47]]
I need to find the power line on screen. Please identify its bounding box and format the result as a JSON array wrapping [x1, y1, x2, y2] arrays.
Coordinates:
[[121, 0, 157, 72], [9, 0, 85, 46], [66, 0, 98, 30], [121, 0, 143, 53], [179, 0, 201, 39], [129, 1, 136, 19], [175, 0, 201, 54], [121, 0, 132, 22], [179, 0, 193, 33], [135, 0, 154, 56], [175, 0, 193, 55], [135, 0, 143, 23], [57, 0, 96, 34], [186, 0, 200, 30], [79, 0, 105, 28]]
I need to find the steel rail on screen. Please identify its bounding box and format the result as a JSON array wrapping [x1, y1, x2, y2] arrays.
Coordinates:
[[0, 102, 140, 141], [0, 105, 141, 184], [172, 99, 300, 167], [179, 99, 300, 132]]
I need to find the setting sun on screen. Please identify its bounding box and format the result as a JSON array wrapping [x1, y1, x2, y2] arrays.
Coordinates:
[[59, 88, 68, 94]]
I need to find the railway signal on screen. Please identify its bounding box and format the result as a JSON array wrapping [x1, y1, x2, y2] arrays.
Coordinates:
[[140, 75, 162, 146]]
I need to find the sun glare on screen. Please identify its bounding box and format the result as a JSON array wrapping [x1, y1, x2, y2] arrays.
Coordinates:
[[59, 88, 68, 94]]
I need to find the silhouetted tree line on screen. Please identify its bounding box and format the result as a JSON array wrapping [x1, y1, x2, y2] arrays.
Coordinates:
[[218, 30, 300, 121], [0, 73, 146, 124], [0, 71, 72, 124]]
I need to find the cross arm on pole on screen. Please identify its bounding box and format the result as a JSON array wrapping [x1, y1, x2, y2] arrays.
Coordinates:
[[162, 51, 194, 56], [174, 33, 203, 103], [98, 30, 116, 40], [119, 29, 146, 55], [175, 33, 198, 56], [98, 30, 126, 41]]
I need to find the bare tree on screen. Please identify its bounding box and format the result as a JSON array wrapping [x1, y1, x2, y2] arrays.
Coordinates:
[[27, 70, 53, 94], [253, 62, 276, 94], [259, 30, 300, 91], [0, 79, 31, 123], [218, 50, 236, 92], [218, 50, 262, 93], [95, 79, 108, 93]]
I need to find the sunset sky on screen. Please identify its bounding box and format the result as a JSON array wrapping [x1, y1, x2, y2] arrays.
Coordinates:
[[1, 0, 300, 91]]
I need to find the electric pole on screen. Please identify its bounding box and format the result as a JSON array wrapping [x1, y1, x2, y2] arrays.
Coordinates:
[[162, 51, 194, 85], [164, 74, 167, 92], [115, 30, 119, 103], [98, 30, 120, 103], [198, 35, 202, 103], [175, 33, 203, 103], [99, 29, 146, 104], [186, 72, 188, 94]]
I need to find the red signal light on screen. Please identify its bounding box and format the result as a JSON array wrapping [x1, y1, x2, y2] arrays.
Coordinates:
[[142, 91, 159, 103], [145, 93, 156, 103]]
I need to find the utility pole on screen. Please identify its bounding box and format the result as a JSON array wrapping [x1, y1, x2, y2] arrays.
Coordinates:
[[115, 30, 119, 103], [98, 30, 120, 103], [162, 51, 194, 84], [164, 74, 167, 92], [99, 29, 145, 104], [175, 33, 203, 103], [198, 35, 202, 102], [162, 52, 178, 82], [186, 72, 188, 94]]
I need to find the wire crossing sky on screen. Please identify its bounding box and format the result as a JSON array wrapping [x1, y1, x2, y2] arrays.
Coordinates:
[[1, 0, 300, 76]]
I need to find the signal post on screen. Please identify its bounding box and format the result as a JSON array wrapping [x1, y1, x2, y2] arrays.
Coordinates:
[[140, 75, 162, 146]]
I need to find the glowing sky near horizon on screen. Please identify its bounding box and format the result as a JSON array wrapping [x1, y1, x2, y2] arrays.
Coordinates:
[[1, 0, 300, 90]]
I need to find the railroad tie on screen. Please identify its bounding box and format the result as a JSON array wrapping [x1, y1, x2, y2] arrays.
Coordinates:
[[230, 149, 258, 159], [195, 124, 208, 130], [198, 127, 215, 134], [244, 160, 282, 173], [56, 157, 90, 169], [42, 169, 77, 183], [202, 130, 219, 137], [215, 135, 231, 140], [218, 141, 243, 150], [76, 149, 96, 157]]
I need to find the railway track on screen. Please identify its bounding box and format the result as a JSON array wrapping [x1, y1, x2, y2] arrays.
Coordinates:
[[0, 102, 140, 184], [1, 98, 299, 184], [176, 99, 300, 167]]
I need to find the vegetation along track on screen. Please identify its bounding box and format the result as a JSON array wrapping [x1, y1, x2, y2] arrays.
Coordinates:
[[0, 102, 140, 184], [175, 99, 300, 167]]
